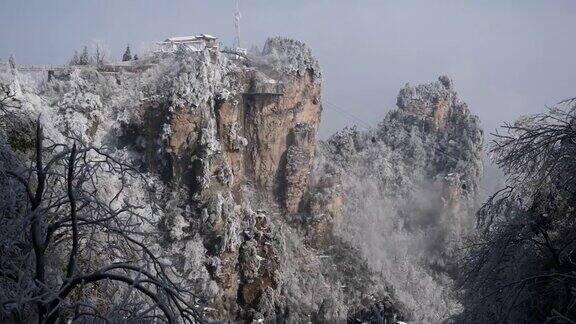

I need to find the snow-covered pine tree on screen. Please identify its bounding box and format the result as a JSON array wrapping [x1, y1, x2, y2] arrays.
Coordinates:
[[122, 45, 132, 61], [94, 46, 103, 66], [79, 46, 90, 65]]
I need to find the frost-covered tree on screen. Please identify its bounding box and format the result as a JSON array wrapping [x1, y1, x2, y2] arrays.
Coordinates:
[[78, 46, 90, 65], [459, 99, 576, 323], [8, 55, 16, 70], [92, 42, 111, 66], [0, 84, 19, 115], [122, 45, 132, 62], [94, 46, 104, 66], [0, 100, 204, 322]]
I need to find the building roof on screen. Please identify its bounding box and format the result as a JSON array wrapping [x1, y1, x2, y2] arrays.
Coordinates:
[[163, 34, 217, 43], [198, 34, 217, 40], [164, 36, 197, 43]]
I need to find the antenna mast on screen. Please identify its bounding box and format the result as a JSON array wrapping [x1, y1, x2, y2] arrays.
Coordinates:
[[234, 0, 242, 49]]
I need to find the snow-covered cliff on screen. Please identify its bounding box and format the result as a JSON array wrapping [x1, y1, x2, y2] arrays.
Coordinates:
[[311, 76, 483, 321], [0, 38, 482, 322]]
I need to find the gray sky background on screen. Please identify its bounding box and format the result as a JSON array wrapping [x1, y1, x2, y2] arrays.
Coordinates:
[[1, 0, 575, 139]]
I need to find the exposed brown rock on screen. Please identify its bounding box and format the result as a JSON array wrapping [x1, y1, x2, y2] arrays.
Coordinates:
[[284, 123, 317, 213]]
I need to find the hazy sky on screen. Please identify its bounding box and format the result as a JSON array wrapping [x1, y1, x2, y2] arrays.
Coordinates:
[[1, 0, 575, 138]]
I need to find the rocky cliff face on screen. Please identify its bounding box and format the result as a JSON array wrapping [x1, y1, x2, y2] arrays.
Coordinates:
[[1, 38, 483, 322], [111, 38, 330, 321]]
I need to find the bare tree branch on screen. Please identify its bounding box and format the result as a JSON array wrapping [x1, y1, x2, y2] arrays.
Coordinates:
[[0, 113, 204, 323]]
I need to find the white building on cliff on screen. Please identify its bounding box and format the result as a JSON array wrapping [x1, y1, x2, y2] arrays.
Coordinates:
[[157, 34, 219, 53]]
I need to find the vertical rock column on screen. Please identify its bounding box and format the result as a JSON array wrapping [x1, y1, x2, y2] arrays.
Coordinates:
[[283, 123, 316, 213]]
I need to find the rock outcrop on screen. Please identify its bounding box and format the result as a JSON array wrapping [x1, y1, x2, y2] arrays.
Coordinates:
[[311, 76, 483, 321], [1, 37, 482, 322]]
